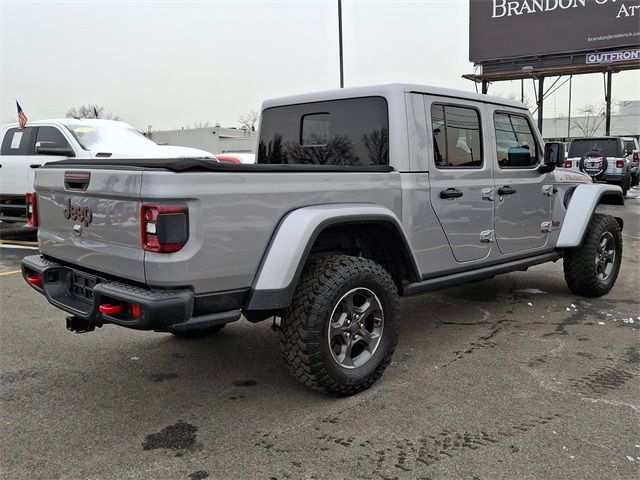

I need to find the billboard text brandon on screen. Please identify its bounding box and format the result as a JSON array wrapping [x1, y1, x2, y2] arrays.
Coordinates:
[[491, 0, 639, 19]]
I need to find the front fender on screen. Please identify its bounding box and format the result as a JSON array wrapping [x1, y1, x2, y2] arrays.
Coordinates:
[[245, 203, 418, 310], [556, 184, 623, 248]]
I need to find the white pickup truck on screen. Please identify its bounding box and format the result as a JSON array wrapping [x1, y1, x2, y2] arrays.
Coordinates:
[[0, 119, 213, 223]]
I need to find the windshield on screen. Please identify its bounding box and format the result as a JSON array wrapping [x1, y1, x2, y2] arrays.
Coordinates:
[[65, 122, 157, 153], [569, 138, 621, 158]]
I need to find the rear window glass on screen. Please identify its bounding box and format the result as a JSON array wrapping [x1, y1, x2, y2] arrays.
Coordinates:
[[569, 139, 621, 158], [1, 127, 36, 155], [258, 97, 389, 166]]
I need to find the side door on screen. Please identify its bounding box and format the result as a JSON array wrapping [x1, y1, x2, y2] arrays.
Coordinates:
[[0, 127, 37, 195], [426, 98, 494, 263], [491, 110, 551, 254]]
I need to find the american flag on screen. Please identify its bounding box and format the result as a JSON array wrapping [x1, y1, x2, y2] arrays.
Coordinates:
[[16, 101, 27, 129]]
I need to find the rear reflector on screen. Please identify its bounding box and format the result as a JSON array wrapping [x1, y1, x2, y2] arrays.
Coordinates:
[[141, 204, 188, 253], [616, 160, 624, 169], [26, 274, 43, 286], [131, 304, 141, 318], [25, 192, 38, 227], [99, 303, 123, 315], [563, 160, 572, 168]]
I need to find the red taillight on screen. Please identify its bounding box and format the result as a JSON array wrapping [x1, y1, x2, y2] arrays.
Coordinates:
[[99, 303, 123, 315], [131, 304, 141, 318], [25, 192, 38, 227], [26, 274, 43, 286], [563, 160, 572, 168], [141, 204, 188, 253], [215, 154, 241, 164], [616, 160, 624, 169]]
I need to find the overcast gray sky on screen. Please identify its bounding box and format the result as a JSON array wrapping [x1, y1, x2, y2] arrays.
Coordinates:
[[1, 0, 638, 131]]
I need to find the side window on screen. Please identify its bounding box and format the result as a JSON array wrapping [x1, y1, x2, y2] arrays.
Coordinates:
[[431, 104, 483, 168], [258, 97, 389, 166], [494, 113, 539, 168], [35, 126, 71, 150], [0, 127, 37, 156]]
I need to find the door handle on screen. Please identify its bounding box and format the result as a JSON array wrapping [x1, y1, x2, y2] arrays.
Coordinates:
[[440, 188, 464, 199], [29, 164, 42, 169], [498, 186, 517, 195]]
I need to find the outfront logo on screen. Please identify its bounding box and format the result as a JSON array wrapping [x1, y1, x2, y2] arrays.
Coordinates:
[[63, 198, 93, 227]]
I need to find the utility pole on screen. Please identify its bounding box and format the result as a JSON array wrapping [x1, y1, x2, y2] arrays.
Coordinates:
[[338, 0, 344, 88], [537, 77, 544, 132]]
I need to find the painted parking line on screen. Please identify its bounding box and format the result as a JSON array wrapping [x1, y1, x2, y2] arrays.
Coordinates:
[[0, 239, 38, 246], [0, 270, 21, 276], [0, 244, 39, 250]]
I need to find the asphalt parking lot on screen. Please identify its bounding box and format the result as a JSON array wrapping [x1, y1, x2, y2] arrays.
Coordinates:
[[1, 192, 639, 480]]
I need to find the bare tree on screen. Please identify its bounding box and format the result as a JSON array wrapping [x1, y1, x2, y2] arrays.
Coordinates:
[[192, 121, 212, 129], [238, 109, 259, 131], [570, 103, 606, 137], [362, 128, 389, 165], [285, 135, 356, 165], [506, 93, 534, 111], [66, 104, 120, 120]]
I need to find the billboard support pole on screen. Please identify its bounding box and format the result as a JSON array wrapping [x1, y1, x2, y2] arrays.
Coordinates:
[[537, 77, 545, 132], [605, 70, 612, 136], [567, 75, 572, 139], [481, 80, 488, 94], [338, 0, 344, 88]]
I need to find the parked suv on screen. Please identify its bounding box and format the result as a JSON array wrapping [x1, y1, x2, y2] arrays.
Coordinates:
[[622, 137, 639, 187], [0, 119, 213, 223], [565, 137, 632, 196], [22, 84, 624, 396]]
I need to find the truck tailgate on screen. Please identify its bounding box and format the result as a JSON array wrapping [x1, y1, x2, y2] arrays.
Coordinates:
[[35, 167, 145, 284]]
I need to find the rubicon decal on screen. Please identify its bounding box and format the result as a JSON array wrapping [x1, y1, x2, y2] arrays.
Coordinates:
[[64, 198, 93, 227]]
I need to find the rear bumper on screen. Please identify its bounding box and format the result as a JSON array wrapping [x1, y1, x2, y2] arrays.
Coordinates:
[[0, 195, 27, 223], [603, 173, 627, 183], [21, 255, 240, 332]]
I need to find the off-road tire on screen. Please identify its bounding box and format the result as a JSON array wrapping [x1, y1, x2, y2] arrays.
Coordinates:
[[618, 177, 629, 197], [171, 324, 225, 338], [279, 254, 399, 396], [563, 213, 622, 297]]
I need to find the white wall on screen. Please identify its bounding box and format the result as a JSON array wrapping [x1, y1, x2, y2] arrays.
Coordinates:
[[149, 127, 257, 154]]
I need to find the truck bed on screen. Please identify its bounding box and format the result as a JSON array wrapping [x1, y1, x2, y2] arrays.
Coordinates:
[[35, 159, 400, 295]]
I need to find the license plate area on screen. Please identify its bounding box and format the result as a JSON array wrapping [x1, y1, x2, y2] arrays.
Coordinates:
[[63, 268, 100, 303]]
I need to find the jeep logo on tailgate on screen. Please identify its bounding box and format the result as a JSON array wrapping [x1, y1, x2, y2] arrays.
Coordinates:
[[64, 198, 93, 227]]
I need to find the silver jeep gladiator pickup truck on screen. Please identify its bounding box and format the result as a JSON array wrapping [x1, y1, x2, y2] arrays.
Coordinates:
[[22, 84, 624, 396]]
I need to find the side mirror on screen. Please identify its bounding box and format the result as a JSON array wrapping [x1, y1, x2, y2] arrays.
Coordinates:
[[540, 142, 564, 173], [36, 142, 75, 157]]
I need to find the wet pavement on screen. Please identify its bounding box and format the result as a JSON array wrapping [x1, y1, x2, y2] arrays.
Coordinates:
[[0, 192, 638, 480]]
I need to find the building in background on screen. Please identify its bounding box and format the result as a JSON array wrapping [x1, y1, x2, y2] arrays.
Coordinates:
[[149, 125, 257, 154], [543, 101, 639, 141]]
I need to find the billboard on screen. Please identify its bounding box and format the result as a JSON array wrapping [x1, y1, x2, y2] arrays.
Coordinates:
[[469, 0, 640, 63]]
